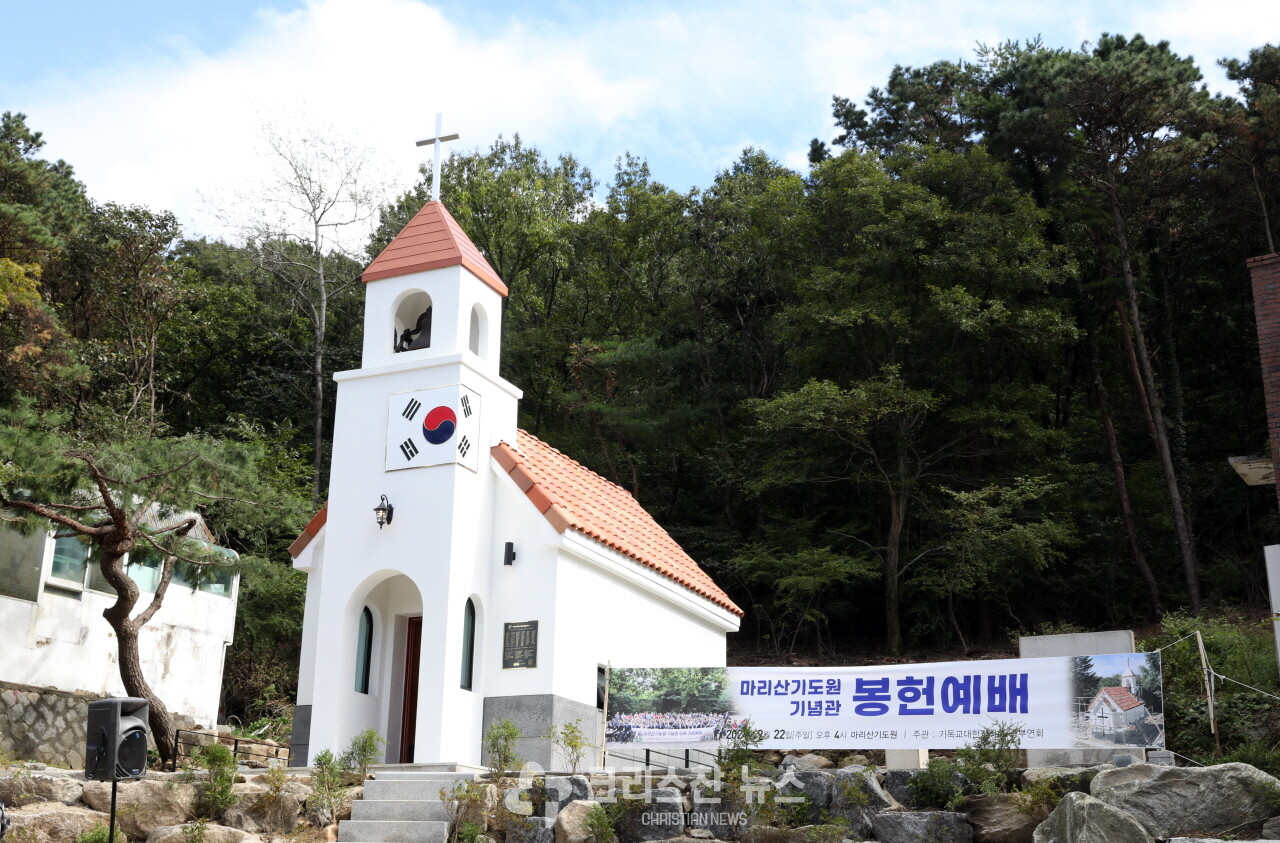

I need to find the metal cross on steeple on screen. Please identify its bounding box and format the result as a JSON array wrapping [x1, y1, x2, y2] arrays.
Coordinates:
[[415, 113, 459, 203]]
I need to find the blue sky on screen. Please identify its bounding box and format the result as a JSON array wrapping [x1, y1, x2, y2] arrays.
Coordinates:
[[5, 0, 1278, 241]]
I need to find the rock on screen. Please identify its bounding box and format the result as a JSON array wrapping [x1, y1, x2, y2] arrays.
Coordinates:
[[688, 830, 715, 839], [554, 799, 600, 843], [793, 754, 833, 771], [544, 776, 592, 815], [507, 815, 556, 843], [839, 754, 871, 769], [618, 786, 683, 843], [760, 751, 784, 765], [873, 811, 973, 843], [6, 802, 110, 843], [1264, 815, 1280, 839], [82, 780, 197, 840], [687, 786, 745, 840], [220, 783, 302, 834], [773, 770, 832, 822], [883, 767, 971, 810], [828, 766, 890, 839], [302, 785, 361, 827], [1031, 791, 1154, 843], [0, 773, 84, 806], [1019, 766, 1105, 794], [146, 823, 262, 843], [1091, 762, 1280, 839], [961, 793, 1040, 843]]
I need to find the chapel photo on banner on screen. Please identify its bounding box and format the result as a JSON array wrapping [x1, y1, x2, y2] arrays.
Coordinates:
[[1069, 652, 1164, 749]]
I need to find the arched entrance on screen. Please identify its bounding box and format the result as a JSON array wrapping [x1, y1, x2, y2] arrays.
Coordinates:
[[347, 571, 423, 764]]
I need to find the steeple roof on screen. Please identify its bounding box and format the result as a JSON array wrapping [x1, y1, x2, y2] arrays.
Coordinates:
[[362, 200, 508, 295]]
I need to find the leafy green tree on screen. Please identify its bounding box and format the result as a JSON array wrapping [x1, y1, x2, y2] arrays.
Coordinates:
[[41, 202, 185, 435], [1044, 34, 1214, 611], [0, 402, 277, 761]]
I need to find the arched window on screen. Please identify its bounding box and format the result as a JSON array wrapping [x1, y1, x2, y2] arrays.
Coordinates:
[[460, 599, 476, 690], [355, 607, 373, 694], [468, 304, 487, 358]]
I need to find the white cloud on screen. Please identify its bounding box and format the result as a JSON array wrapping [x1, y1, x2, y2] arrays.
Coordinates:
[[14, 0, 1278, 241]]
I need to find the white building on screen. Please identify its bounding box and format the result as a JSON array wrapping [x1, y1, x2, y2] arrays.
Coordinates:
[[1084, 664, 1148, 731], [0, 515, 238, 728], [289, 201, 742, 768]]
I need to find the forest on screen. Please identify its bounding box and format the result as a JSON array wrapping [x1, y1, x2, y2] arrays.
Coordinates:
[[3, 35, 1280, 733]]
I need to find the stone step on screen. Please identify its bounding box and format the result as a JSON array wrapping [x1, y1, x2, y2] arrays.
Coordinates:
[[363, 778, 474, 801], [372, 769, 480, 781], [351, 798, 451, 822], [338, 820, 450, 843]]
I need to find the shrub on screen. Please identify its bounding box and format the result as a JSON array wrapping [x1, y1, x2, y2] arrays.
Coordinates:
[[191, 744, 237, 821], [954, 720, 1022, 795], [310, 749, 348, 825], [908, 757, 964, 810], [74, 822, 127, 843], [585, 803, 619, 843], [1221, 741, 1280, 778], [340, 728, 386, 780], [550, 719, 589, 773], [484, 720, 521, 776]]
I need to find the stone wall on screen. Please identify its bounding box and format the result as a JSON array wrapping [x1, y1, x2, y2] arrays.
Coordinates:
[[0, 680, 198, 769], [0, 681, 102, 769]]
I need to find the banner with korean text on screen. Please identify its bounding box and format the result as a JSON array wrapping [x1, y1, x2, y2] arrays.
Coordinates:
[[606, 653, 1163, 750]]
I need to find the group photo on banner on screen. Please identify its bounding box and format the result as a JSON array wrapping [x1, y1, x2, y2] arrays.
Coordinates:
[[606, 653, 1164, 751]]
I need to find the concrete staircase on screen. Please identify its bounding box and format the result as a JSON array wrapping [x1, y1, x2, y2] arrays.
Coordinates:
[[338, 764, 485, 843]]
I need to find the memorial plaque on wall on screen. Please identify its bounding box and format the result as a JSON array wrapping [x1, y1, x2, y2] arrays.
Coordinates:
[[502, 621, 538, 669]]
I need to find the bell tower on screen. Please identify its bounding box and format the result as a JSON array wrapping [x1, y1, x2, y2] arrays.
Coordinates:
[[294, 196, 522, 765]]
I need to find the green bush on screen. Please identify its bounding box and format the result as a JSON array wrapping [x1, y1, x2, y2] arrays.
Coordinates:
[[1143, 611, 1280, 759], [908, 757, 965, 810], [955, 720, 1022, 795], [310, 749, 348, 825], [340, 728, 386, 780], [74, 823, 127, 843], [191, 744, 237, 821], [1221, 741, 1280, 778], [484, 719, 521, 776], [585, 803, 619, 843]]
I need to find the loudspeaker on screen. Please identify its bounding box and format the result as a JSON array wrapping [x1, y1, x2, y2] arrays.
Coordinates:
[[85, 698, 150, 781]]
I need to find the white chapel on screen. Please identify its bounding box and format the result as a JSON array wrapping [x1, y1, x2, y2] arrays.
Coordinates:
[[288, 201, 742, 768]]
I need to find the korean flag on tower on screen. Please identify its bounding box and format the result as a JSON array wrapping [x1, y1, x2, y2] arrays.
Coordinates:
[[385, 384, 482, 473]]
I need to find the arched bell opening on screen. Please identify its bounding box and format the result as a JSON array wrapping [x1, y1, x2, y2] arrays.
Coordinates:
[[468, 303, 488, 358], [393, 291, 433, 353]]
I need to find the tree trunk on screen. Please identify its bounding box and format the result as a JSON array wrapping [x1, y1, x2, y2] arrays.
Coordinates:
[[884, 475, 907, 655], [1093, 346, 1163, 616], [99, 545, 177, 763], [1108, 189, 1202, 612], [114, 622, 177, 763]]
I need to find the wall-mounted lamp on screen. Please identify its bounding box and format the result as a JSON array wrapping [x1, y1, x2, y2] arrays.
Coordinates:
[[374, 495, 394, 529], [503, 541, 517, 566]]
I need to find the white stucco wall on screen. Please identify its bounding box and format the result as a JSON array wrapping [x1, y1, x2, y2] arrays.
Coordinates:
[[0, 532, 238, 727]]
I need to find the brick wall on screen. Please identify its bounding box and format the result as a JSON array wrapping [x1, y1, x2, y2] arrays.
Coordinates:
[[1249, 253, 1280, 513]]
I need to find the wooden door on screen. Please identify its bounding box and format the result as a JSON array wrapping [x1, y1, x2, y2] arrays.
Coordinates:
[[399, 616, 422, 763]]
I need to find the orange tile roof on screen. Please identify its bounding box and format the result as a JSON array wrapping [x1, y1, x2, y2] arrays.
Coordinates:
[[493, 431, 743, 616], [1093, 686, 1144, 712], [288, 503, 328, 558], [362, 201, 508, 296]]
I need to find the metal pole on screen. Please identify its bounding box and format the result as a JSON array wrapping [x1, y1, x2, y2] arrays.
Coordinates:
[[108, 780, 118, 843], [1194, 630, 1221, 753]]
